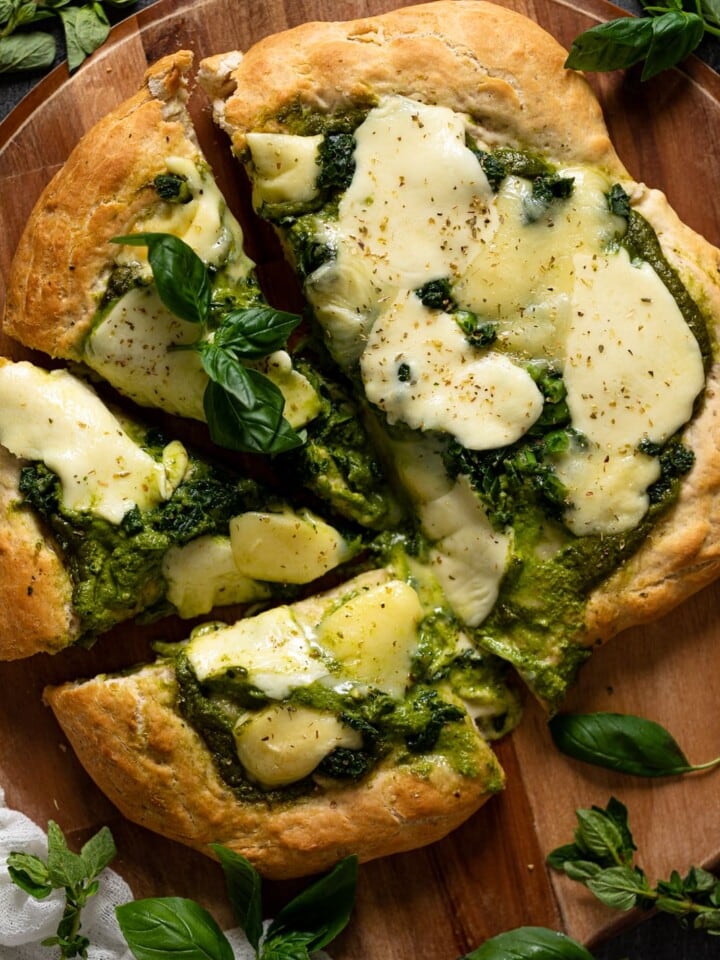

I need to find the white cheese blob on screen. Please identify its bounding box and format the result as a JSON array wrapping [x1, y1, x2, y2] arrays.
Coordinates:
[[162, 535, 270, 618], [229, 509, 353, 584], [234, 704, 362, 789], [360, 291, 544, 449], [556, 250, 704, 534], [246, 132, 323, 207], [186, 605, 328, 699], [317, 579, 423, 698], [0, 361, 186, 523]]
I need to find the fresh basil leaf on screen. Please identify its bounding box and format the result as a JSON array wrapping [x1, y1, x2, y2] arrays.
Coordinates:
[[210, 845, 263, 952], [545, 843, 585, 871], [112, 232, 211, 326], [80, 825, 116, 880], [59, 2, 109, 71], [700, 0, 720, 28], [214, 306, 302, 359], [694, 908, 720, 932], [585, 865, 646, 911], [0, 30, 54, 71], [564, 16, 653, 73], [266, 855, 358, 953], [574, 808, 629, 864], [6, 852, 53, 899], [462, 925, 595, 959], [116, 897, 234, 960], [562, 860, 603, 882], [549, 712, 697, 776], [203, 377, 303, 455], [641, 10, 705, 79]]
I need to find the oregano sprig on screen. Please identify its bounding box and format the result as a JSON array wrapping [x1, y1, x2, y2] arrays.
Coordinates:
[[548, 797, 720, 934], [7, 820, 117, 959], [111, 232, 305, 456], [549, 711, 720, 777], [565, 0, 716, 80]]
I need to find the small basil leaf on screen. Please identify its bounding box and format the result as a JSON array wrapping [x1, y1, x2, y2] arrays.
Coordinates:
[[574, 808, 628, 864], [203, 377, 303, 455], [214, 306, 302, 359], [0, 30, 55, 72], [261, 930, 316, 960], [46, 820, 86, 889], [266, 855, 358, 953], [6, 852, 53, 899], [116, 897, 234, 960], [59, 3, 109, 71], [80, 825, 116, 880], [549, 712, 694, 777], [585, 866, 646, 911], [111, 232, 211, 326], [564, 17, 653, 73], [461, 925, 595, 959], [694, 908, 720, 932], [641, 11, 705, 80], [700, 0, 720, 28], [209, 845, 263, 952], [562, 860, 603, 882], [545, 842, 585, 871]]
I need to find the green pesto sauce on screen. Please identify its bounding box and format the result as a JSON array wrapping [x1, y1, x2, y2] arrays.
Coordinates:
[[171, 598, 517, 801], [18, 432, 275, 642]]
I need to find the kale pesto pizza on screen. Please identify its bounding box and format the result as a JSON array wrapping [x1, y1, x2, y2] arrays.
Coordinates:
[[4, 0, 720, 880]]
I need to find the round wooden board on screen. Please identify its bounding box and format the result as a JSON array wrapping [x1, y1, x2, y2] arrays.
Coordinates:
[[1, 1, 720, 957]]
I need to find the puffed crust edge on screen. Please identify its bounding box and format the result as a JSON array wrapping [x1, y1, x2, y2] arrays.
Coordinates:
[[44, 661, 504, 878], [200, 0, 720, 655], [3, 49, 199, 360]]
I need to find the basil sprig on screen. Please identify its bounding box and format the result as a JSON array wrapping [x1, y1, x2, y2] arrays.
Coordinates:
[[116, 850, 359, 960], [548, 797, 720, 933], [462, 926, 595, 959], [112, 232, 304, 456], [549, 711, 720, 777], [565, 0, 714, 80], [7, 821, 117, 959]]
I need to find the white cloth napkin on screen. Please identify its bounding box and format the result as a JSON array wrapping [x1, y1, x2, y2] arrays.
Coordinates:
[[0, 788, 328, 959]]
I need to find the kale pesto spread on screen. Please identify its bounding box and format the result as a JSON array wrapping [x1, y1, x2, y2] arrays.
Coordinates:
[[18, 429, 276, 642]]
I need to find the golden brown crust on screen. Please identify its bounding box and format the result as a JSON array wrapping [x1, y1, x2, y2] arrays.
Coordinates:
[[3, 50, 198, 360], [201, 1, 720, 658], [200, 0, 623, 171], [45, 661, 502, 879], [0, 446, 78, 659]]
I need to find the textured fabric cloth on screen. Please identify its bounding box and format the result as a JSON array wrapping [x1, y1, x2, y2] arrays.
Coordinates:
[[0, 789, 328, 959]]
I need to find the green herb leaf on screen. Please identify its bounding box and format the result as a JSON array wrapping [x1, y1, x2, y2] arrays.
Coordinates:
[[574, 807, 631, 864], [46, 820, 87, 889], [585, 865, 646, 911], [112, 232, 211, 326], [266, 855, 358, 953], [6, 852, 53, 899], [203, 375, 304, 454], [80, 825, 117, 880], [214, 306, 301, 359], [565, 16, 654, 73], [261, 929, 316, 960], [641, 10, 705, 80], [700, 0, 720, 28], [210, 845, 263, 952], [0, 29, 54, 71], [461, 925, 595, 959], [116, 897, 234, 960], [549, 711, 719, 776], [59, 2, 109, 71]]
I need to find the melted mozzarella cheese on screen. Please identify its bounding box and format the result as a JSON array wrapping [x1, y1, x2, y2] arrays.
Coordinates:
[[360, 291, 544, 449], [162, 535, 270, 618], [246, 132, 323, 206], [556, 250, 704, 534], [0, 361, 186, 523], [234, 704, 362, 789]]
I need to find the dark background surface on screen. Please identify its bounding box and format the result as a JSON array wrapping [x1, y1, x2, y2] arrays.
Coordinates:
[[1, 2, 719, 958]]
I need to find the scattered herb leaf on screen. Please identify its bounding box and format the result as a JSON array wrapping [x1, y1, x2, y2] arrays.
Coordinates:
[[461, 925, 595, 959], [549, 711, 720, 777], [117, 897, 235, 960]]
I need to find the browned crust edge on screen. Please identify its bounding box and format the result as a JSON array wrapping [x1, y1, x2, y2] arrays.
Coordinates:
[[2, 49, 198, 360], [44, 661, 503, 879]]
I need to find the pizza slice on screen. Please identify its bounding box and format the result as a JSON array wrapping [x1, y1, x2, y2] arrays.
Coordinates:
[[200, 0, 720, 705], [0, 358, 365, 658], [1, 49, 396, 531], [45, 561, 518, 878]]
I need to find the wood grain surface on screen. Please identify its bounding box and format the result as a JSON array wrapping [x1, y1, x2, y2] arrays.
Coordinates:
[[1, 1, 720, 956]]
